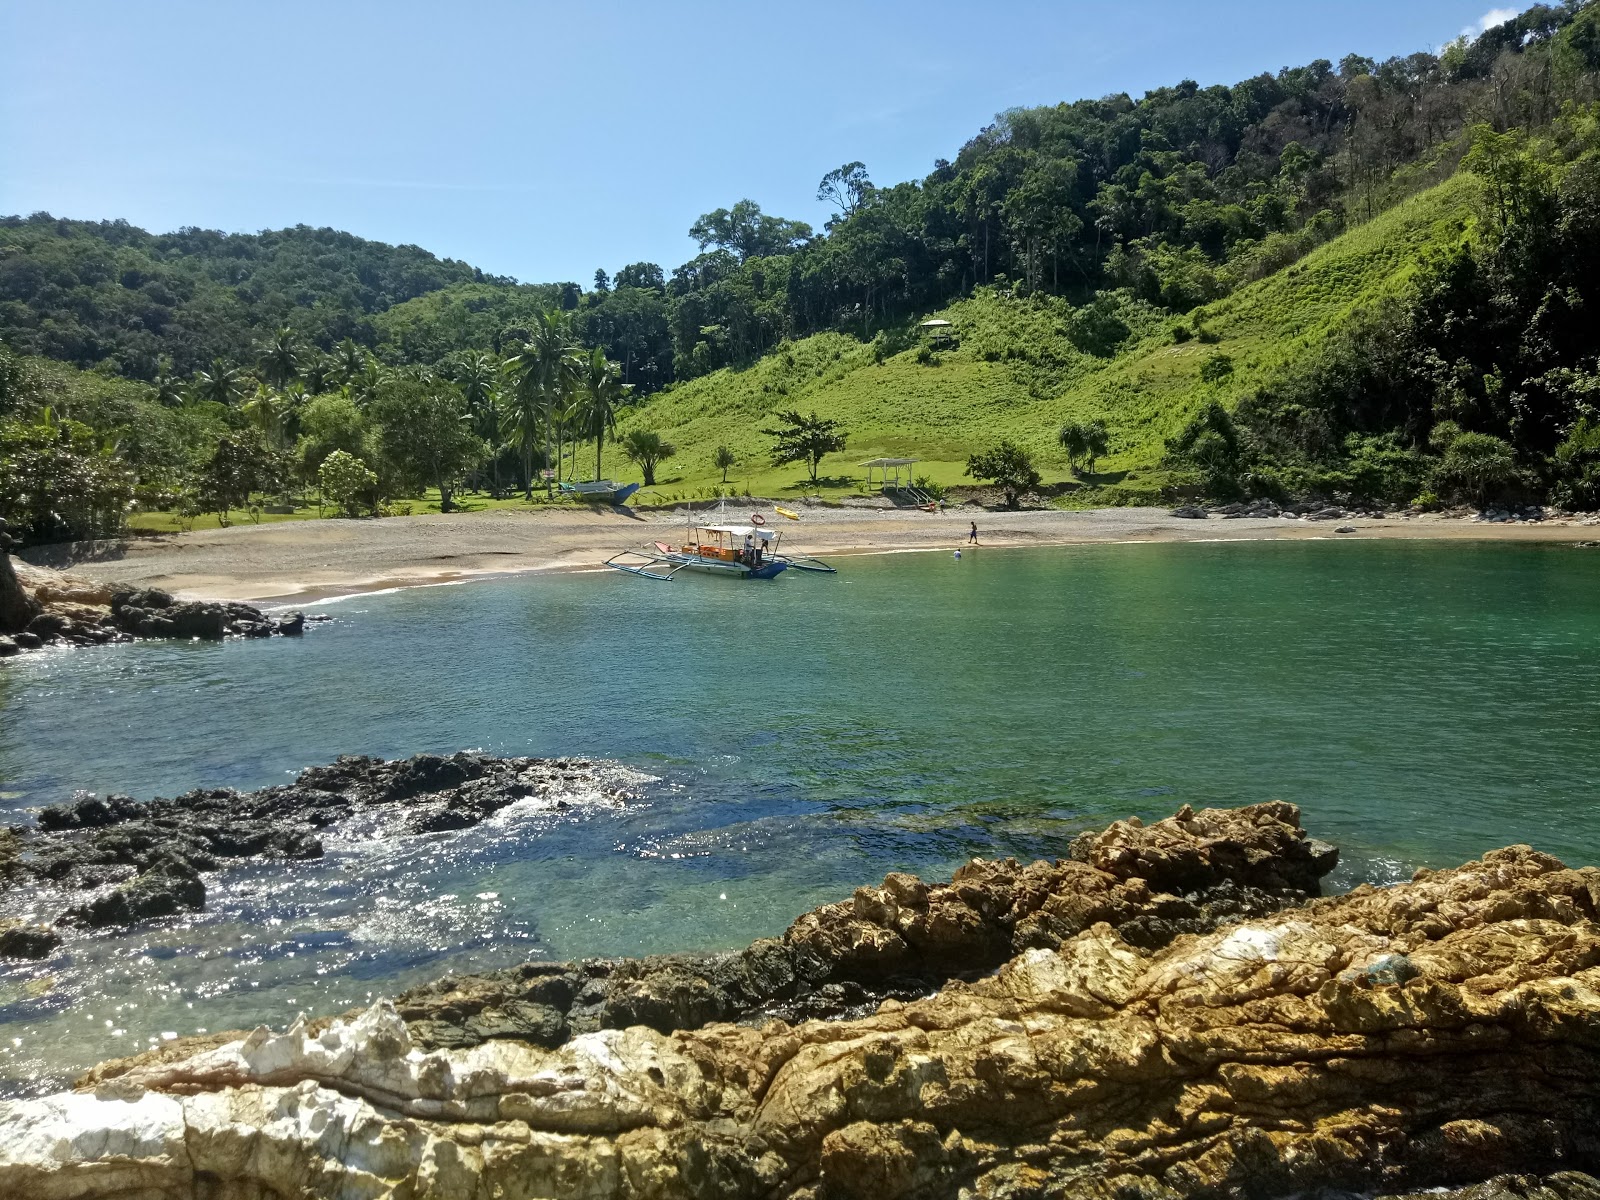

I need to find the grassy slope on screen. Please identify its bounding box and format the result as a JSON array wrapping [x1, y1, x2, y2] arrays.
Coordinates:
[[609, 174, 1474, 502]]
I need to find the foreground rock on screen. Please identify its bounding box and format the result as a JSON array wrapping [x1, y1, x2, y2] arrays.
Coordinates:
[[3, 753, 631, 940], [6, 818, 1600, 1199], [398, 801, 1337, 1049]]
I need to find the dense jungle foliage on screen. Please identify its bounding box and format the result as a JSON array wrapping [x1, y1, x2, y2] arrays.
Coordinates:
[[3, 2, 1600, 544]]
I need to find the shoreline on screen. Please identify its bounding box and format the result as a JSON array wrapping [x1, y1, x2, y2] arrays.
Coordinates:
[[19, 503, 1600, 604]]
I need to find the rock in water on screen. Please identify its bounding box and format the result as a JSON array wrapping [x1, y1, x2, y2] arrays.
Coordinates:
[[7, 753, 634, 929], [0, 519, 41, 635], [9, 838, 1600, 1198], [397, 801, 1337, 1049], [0, 920, 61, 960]]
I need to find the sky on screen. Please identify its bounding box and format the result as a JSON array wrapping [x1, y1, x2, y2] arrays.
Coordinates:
[[2, 0, 1530, 285]]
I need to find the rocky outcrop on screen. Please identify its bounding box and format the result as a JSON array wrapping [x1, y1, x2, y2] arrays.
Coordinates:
[[399, 802, 1338, 1051], [6, 831, 1600, 1199], [0, 560, 313, 654], [109, 585, 305, 641], [4, 753, 632, 937], [0, 519, 41, 634]]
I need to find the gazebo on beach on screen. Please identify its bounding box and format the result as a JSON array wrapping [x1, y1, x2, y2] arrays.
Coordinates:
[[860, 457, 919, 492]]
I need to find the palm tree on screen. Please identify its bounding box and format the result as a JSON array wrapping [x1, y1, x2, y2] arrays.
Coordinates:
[[501, 310, 581, 497], [152, 357, 184, 408], [259, 326, 301, 390], [498, 354, 545, 500], [455, 352, 503, 493], [242, 386, 289, 451], [619, 429, 676, 487], [191, 359, 245, 407], [714, 445, 736, 484], [579, 347, 630, 481], [334, 338, 366, 386], [350, 356, 388, 408]]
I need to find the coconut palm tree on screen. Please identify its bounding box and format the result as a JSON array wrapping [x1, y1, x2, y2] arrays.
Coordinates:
[[191, 359, 245, 407], [455, 352, 503, 493], [259, 326, 301, 390], [579, 347, 631, 481], [334, 339, 366, 386], [152, 357, 184, 408], [501, 311, 581, 497]]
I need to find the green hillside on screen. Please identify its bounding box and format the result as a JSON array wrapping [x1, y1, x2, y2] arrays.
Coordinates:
[[610, 174, 1475, 501]]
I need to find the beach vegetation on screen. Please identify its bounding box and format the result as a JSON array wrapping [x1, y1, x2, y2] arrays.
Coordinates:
[[317, 450, 378, 518], [763, 410, 848, 484], [966, 440, 1042, 509], [618, 429, 676, 487]]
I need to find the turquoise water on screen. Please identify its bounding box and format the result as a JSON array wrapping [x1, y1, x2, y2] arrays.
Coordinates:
[[1, 539, 1598, 1090]]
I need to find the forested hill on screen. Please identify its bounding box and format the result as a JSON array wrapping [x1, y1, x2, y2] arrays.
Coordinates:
[[0, 220, 557, 381], [4, 3, 1600, 547], [5, 1, 1596, 395]]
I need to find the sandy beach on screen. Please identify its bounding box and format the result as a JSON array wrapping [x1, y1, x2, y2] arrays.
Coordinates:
[[18, 502, 1599, 603]]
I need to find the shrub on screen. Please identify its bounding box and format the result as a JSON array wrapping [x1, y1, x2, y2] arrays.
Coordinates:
[[1434, 432, 1520, 507]]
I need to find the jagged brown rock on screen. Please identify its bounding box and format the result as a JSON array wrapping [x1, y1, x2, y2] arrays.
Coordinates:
[[0, 519, 41, 634], [9, 806, 1600, 1198], [398, 801, 1338, 1050]]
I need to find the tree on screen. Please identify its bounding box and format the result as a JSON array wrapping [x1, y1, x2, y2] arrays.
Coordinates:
[[501, 310, 580, 497], [1463, 124, 1552, 237], [966, 440, 1042, 509], [817, 162, 874, 224], [0, 412, 135, 544], [690, 200, 813, 262], [370, 378, 487, 513], [333, 338, 367, 386], [1435, 431, 1519, 507], [258, 326, 301, 389], [578, 346, 630, 481], [714, 445, 737, 484], [593, 269, 611, 293], [151, 357, 185, 408], [1199, 354, 1235, 385], [191, 359, 245, 407], [763, 410, 848, 483], [295, 391, 369, 482], [614, 262, 665, 291], [198, 432, 283, 522], [453, 351, 504, 493], [1058, 420, 1109, 475], [317, 449, 378, 518], [618, 429, 675, 487]]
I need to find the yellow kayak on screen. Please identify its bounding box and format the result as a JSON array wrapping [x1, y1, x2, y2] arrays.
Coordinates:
[[774, 506, 800, 521]]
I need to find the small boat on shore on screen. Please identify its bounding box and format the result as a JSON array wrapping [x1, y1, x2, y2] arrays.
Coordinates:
[[606, 515, 836, 581], [560, 480, 641, 505]]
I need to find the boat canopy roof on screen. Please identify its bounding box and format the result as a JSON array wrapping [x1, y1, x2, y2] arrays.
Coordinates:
[[702, 523, 775, 539]]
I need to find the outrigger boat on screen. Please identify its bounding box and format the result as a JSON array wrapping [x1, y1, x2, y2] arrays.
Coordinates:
[[606, 512, 837, 581], [559, 479, 641, 504]]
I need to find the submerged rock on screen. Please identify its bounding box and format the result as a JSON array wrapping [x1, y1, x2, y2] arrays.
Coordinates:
[[9, 832, 1600, 1198], [10, 753, 632, 930], [0, 920, 60, 960]]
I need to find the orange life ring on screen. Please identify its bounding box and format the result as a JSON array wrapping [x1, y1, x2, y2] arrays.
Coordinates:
[[751, 513, 767, 526]]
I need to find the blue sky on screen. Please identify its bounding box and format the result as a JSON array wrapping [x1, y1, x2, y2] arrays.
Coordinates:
[[3, 1, 1527, 284]]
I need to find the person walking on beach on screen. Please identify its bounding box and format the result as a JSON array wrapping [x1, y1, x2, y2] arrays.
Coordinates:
[[968, 521, 980, 545]]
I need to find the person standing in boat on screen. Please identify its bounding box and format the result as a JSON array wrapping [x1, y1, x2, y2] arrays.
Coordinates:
[[744, 532, 756, 565]]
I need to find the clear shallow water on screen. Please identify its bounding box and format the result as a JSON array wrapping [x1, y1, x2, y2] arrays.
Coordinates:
[[1, 539, 1599, 1091]]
